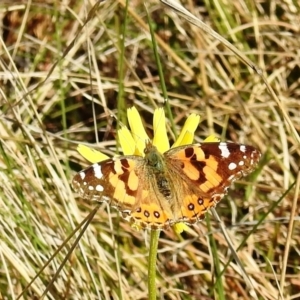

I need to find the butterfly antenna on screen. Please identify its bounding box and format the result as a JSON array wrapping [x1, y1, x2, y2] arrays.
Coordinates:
[[17, 204, 100, 300]]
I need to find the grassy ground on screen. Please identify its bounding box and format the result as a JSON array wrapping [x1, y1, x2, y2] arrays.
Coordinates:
[[0, 0, 299, 299]]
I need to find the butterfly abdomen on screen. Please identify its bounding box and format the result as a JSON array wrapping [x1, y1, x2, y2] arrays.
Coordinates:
[[144, 145, 174, 199], [156, 174, 172, 199]]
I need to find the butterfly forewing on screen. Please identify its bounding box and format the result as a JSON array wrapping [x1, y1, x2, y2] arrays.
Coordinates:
[[72, 156, 145, 211], [165, 142, 260, 196]]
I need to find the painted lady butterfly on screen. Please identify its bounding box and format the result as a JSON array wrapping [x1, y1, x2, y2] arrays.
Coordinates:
[[72, 141, 260, 230]]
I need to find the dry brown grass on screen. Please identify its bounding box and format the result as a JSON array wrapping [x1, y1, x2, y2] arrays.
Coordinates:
[[0, 0, 299, 299]]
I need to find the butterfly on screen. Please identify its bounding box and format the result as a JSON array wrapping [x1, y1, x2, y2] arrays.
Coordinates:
[[72, 141, 261, 230]]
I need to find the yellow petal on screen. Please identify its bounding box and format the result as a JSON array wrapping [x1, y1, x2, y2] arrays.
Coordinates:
[[127, 107, 149, 155], [173, 223, 190, 233], [204, 135, 220, 142], [176, 131, 194, 146], [153, 107, 170, 153], [77, 144, 109, 163], [131, 223, 142, 231], [173, 114, 200, 147], [118, 125, 140, 155]]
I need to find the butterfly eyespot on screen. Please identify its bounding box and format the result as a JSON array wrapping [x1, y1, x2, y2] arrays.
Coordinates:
[[136, 207, 142, 213], [198, 198, 204, 205], [144, 210, 150, 218], [188, 203, 195, 211], [154, 211, 160, 218]]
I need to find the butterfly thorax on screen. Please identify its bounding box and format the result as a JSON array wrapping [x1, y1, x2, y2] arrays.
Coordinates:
[[144, 144, 165, 172], [144, 143, 172, 199]]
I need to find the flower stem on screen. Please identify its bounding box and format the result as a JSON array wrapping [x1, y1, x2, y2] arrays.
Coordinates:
[[148, 230, 160, 300]]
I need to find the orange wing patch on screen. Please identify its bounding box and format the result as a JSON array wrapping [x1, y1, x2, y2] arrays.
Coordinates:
[[179, 194, 211, 223], [174, 180, 218, 223], [167, 143, 260, 196], [130, 202, 173, 230], [72, 157, 143, 210]]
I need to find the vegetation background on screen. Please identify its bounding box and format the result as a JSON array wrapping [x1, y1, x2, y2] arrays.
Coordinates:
[[0, 0, 299, 299]]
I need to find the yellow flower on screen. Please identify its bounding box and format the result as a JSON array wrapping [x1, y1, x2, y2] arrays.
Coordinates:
[[77, 107, 217, 233]]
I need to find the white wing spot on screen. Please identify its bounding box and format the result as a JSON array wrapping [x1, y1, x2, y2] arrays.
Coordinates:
[[102, 196, 110, 202], [240, 145, 246, 153], [219, 143, 230, 158], [238, 161, 245, 166], [96, 185, 104, 192], [93, 163, 102, 179], [79, 171, 86, 180], [228, 162, 237, 170], [88, 185, 94, 190], [228, 174, 235, 181], [83, 181, 87, 185]]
